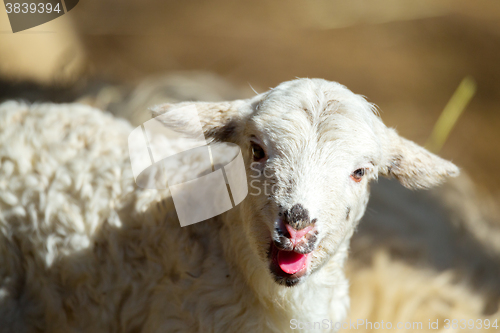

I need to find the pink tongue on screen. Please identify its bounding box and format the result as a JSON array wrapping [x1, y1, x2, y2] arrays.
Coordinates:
[[277, 250, 308, 274]]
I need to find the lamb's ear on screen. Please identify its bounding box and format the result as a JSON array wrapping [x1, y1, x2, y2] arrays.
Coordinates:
[[379, 128, 459, 189], [150, 100, 248, 143]]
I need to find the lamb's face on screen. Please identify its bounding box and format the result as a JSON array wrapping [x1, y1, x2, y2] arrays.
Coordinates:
[[240, 80, 383, 286], [153, 78, 459, 288]]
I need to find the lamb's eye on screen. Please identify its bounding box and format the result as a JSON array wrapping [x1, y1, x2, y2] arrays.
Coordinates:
[[251, 142, 266, 161], [351, 168, 365, 182]]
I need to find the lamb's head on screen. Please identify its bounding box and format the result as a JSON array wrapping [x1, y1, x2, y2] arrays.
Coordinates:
[[152, 78, 459, 287]]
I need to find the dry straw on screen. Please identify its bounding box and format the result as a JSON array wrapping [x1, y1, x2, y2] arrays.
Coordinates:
[[425, 76, 476, 153]]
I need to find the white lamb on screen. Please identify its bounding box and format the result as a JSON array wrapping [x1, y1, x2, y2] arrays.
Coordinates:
[[0, 78, 458, 332]]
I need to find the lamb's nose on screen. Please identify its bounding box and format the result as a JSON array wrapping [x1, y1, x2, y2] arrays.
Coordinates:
[[283, 204, 313, 231], [285, 224, 314, 246], [273, 204, 317, 252]]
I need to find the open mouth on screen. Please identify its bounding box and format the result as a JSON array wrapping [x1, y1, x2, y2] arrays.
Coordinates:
[[269, 242, 312, 286], [268, 223, 318, 287]]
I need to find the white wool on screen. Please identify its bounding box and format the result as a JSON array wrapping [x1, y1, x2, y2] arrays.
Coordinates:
[[0, 79, 473, 333], [346, 251, 500, 333]]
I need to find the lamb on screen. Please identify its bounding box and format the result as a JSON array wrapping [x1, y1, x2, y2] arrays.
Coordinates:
[[0, 78, 459, 332]]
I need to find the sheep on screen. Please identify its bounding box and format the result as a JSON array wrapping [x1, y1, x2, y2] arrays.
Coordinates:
[[0, 78, 459, 332]]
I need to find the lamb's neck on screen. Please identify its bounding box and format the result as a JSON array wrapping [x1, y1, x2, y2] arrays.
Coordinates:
[[220, 209, 351, 325], [277, 242, 350, 318]]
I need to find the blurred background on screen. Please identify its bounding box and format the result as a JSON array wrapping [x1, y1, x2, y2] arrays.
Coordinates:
[[1, 0, 499, 196], [1, 0, 500, 328]]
